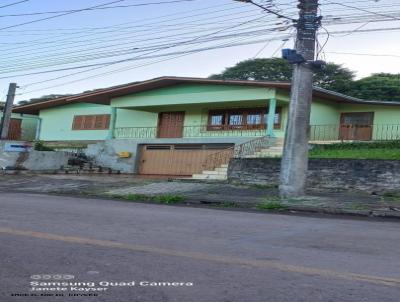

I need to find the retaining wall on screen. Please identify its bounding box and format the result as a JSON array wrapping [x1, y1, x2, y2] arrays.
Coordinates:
[[228, 158, 400, 192]]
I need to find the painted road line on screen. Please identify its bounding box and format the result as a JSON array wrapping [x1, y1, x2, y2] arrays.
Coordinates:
[[0, 226, 399, 288]]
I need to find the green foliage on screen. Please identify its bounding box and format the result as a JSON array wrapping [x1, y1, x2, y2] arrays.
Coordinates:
[[312, 141, 400, 150], [256, 201, 286, 211], [34, 141, 54, 151], [209, 58, 355, 94], [347, 73, 400, 102], [310, 141, 400, 160], [209, 58, 292, 82], [153, 194, 186, 204], [313, 63, 355, 94], [110, 193, 185, 204]]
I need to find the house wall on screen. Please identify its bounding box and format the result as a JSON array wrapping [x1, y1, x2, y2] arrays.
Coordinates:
[[0, 112, 39, 141], [111, 83, 276, 108], [39, 103, 112, 141]]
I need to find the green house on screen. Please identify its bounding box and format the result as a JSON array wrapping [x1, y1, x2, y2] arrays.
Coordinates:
[[0, 104, 39, 141], [13, 77, 400, 175]]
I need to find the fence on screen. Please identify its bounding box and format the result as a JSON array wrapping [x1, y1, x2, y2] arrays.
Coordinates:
[[114, 125, 267, 139], [310, 124, 400, 141], [202, 136, 271, 171]]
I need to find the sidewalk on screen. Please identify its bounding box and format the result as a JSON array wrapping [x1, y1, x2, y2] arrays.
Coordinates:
[[1, 174, 399, 219]]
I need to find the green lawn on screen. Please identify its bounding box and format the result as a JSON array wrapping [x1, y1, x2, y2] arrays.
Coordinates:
[[309, 141, 400, 160]]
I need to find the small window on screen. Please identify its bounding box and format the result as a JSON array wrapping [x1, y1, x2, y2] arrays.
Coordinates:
[[209, 112, 225, 126], [228, 112, 243, 126], [72, 114, 110, 130], [247, 112, 262, 125]]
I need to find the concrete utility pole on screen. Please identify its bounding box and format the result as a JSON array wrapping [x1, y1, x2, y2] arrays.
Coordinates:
[[279, 0, 320, 197], [0, 83, 18, 140]]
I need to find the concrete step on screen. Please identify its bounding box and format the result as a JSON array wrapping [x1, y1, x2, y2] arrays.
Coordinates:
[[192, 174, 227, 180], [215, 167, 228, 172], [220, 164, 229, 168]]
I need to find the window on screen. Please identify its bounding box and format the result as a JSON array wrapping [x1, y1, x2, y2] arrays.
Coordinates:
[[72, 114, 110, 130], [207, 107, 281, 130]]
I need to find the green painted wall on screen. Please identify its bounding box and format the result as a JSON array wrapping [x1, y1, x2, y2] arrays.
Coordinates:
[[39, 103, 111, 141], [338, 103, 400, 124], [111, 83, 276, 108]]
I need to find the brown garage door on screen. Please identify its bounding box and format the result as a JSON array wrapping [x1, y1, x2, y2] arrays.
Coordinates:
[[138, 144, 232, 176]]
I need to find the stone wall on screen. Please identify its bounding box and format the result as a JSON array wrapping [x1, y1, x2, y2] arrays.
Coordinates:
[[228, 158, 400, 192]]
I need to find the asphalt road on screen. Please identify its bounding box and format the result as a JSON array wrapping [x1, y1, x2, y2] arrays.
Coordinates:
[[0, 193, 399, 302]]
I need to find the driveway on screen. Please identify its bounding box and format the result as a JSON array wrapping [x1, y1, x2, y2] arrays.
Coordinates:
[[0, 193, 399, 301]]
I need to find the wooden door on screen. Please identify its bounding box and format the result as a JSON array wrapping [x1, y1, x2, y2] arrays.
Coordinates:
[[7, 119, 22, 140], [339, 112, 374, 141], [157, 112, 185, 138]]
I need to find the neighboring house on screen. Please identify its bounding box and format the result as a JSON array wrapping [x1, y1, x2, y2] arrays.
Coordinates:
[[12, 77, 400, 175], [0, 104, 39, 141]]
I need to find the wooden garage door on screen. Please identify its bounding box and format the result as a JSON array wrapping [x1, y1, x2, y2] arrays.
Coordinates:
[[139, 144, 232, 176]]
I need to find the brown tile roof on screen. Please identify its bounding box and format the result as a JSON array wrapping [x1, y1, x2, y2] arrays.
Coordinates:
[[12, 76, 399, 115]]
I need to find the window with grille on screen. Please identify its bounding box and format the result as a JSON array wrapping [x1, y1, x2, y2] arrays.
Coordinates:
[[207, 107, 281, 130]]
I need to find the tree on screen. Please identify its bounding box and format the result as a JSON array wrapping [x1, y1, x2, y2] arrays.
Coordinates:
[[347, 73, 400, 102], [209, 58, 293, 82], [209, 58, 355, 94]]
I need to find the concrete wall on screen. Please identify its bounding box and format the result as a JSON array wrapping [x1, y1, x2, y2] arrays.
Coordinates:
[[0, 141, 70, 171], [86, 137, 261, 173], [228, 158, 400, 193]]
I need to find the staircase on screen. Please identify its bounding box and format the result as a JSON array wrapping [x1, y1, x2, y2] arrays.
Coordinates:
[[192, 137, 283, 180]]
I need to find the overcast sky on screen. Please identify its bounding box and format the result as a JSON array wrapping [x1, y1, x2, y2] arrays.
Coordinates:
[[0, 0, 398, 102]]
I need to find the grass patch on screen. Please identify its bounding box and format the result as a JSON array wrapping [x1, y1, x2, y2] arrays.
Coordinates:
[[153, 194, 186, 204], [256, 201, 287, 211], [382, 192, 400, 203], [109, 193, 186, 204], [249, 183, 279, 189], [310, 142, 400, 160]]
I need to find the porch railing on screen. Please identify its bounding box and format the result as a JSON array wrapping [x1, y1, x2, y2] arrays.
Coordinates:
[[202, 136, 271, 171], [114, 125, 267, 139], [310, 124, 400, 141]]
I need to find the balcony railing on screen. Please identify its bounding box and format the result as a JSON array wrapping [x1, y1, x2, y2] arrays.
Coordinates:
[[114, 125, 268, 139], [114, 124, 400, 141], [310, 124, 400, 141]]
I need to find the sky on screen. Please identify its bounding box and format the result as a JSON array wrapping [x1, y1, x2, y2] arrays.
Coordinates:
[[0, 0, 398, 102]]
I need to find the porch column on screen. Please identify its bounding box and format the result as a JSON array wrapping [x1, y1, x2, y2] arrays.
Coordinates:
[[107, 107, 117, 139], [267, 98, 277, 137]]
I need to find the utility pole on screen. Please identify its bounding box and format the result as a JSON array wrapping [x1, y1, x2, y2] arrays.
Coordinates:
[[279, 0, 321, 197], [0, 83, 18, 140]]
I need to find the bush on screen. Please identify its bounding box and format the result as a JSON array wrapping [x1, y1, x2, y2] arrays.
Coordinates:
[[34, 141, 54, 151]]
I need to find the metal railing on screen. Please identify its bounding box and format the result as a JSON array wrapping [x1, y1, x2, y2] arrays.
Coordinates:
[[114, 125, 267, 139], [310, 124, 400, 141], [202, 136, 271, 171]]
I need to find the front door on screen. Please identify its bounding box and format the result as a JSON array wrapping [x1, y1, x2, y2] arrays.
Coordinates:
[[157, 112, 185, 138], [7, 119, 22, 140], [339, 112, 374, 141]]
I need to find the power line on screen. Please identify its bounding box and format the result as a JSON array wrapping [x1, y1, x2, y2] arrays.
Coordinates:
[[323, 1, 400, 21], [12, 15, 269, 82], [0, 0, 29, 9], [0, 0, 198, 18], [0, 0, 127, 31], [327, 51, 400, 58]]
